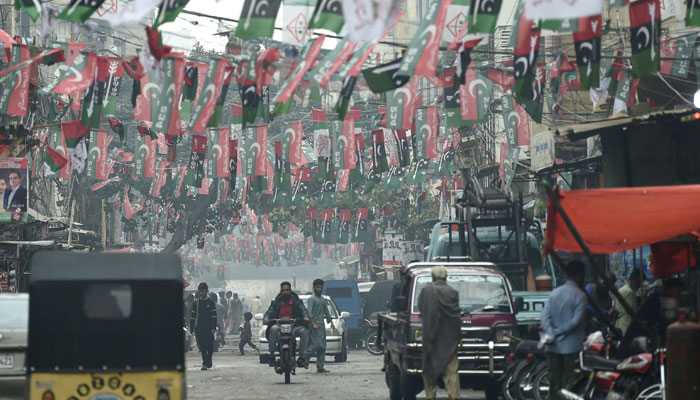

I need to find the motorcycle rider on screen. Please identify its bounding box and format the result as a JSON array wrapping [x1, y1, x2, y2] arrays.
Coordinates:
[[264, 281, 311, 368]]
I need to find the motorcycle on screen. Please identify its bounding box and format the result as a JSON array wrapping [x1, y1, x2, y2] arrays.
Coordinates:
[[364, 318, 383, 356], [268, 318, 299, 384], [500, 340, 543, 400]]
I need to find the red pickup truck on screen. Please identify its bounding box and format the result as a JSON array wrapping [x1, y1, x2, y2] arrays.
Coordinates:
[[378, 262, 523, 400]]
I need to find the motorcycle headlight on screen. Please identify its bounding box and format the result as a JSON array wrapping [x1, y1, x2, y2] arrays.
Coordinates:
[[495, 325, 514, 342], [281, 324, 292, 333]]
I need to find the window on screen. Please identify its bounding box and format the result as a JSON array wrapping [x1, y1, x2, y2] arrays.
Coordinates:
[[412, 273, 511, 314], [0, 298, 28, 330], [83, 284, 132, 320], [326, 287, 352, 298]]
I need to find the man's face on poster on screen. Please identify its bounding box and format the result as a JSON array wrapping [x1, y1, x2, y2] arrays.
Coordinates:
[[9, 172, 20, 189], [0, 179, 6, 193]]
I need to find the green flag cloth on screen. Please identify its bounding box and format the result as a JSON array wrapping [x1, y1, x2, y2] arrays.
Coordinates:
[[58, 0, 106, 23], [308, 0, 344, 33], [154, 0, 191, 28], [235, 0, 282, 38]]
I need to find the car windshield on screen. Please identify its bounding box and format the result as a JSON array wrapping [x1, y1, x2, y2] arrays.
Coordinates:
[[0, 298, 28, 330], [303, 297, 338, 319], [412, 274, 511, 314]]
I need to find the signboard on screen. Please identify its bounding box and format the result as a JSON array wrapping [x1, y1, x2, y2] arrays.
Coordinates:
[[383, 233, 424, 266], [0, 158, 28, 222], [530, 131, 555, 172]]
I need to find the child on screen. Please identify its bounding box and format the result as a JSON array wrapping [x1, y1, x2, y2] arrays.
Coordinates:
[[239, 312, 258, 355]]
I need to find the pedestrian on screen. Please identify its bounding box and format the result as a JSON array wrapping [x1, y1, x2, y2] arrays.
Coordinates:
[[239, 312, 259, 355], [418, 266, 461, 400], [250, 296, 262, 326], [228, 293, 243, 334], [210, 293, 227, 349], [190, 282, 217, 370], [219, 290, 229, 314], [615, 268, 642, 335], [307, 279, 334, 373], [242, 297, 249, 313], [541, 261, 588, 400], [264, 281, 310, 368]]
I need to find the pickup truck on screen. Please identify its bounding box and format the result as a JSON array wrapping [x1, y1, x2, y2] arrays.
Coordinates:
[[378, 262, 524, 400]]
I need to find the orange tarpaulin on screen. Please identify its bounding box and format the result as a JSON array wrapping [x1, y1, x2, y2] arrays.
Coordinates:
[[546, 184, 700, 254]]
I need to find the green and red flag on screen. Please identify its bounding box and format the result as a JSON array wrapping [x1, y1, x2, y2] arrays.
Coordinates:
[[283, 121, 304, 165], [85, 129, 112, 180], [107, 117, 126, 142], [61, 120, 90, 148], [239, 58, 259, 129], [337, 209, 351, 244], [333, 119, 356, 170], [350, 208, 369, 243], [208, 66, 234, 128], [442, 68, 468, 129], [687, 0, 700, 27], [467, 0, 502, 33], [228, 138, 238, 193], [41, 51, 97, 96], [629, 0, 660, 78], [207, 127, 231, 178], [81, 56, 110, 129], [334, 41, 377, 120], [188, 57, 229, 133], [255, 47, 282, 92], [184, 134, 208, 188], [0, 44, 30, 117], [371, 129, 389, 174], [235, 0, 282, 38], [361, 57, 410, 93], [308, 0, 344, 33], [179, 63, 201, 124], [461, 66, 493, 123], [310, 39, 357, 88], [513, 12, 541, 104], [154, 0, 191, 28], [44, 145, 68, 173], [274, 140, 292, 192], [393, 130, 411, 168], [573, 15, 601, 91], [613, 68, 639, 116], [291, 166, 311, 203], [58, 0, 107, 23], [14, 0, 41, 21], [386, 77, 419, 130], [660, 34, 696, 78], [316, 209, 334, 244], [413, 105, 439, 161], [396, 0, 451, 80], [456, 38, 483, 86], [243, 125, 269, 178], [102, 57, 124, 116], [273, 35, 326, 117], [319, 175, 336, 207], [406, 159, 431, 185]]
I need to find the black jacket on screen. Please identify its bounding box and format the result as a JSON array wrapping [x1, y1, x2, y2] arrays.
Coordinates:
[[264, 292, 309, 322], [190, 297, 217, 334]]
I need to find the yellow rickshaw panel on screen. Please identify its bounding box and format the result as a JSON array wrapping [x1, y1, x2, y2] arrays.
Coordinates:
[[29, 371, 183, 400]]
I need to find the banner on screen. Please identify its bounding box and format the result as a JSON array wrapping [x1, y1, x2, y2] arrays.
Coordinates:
[[0, 158, 29, 222], [283, 0, 314, 46]]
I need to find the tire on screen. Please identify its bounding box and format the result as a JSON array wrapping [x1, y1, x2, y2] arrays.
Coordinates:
[[366, 332, 383, 356], [335, 335, 348, 362], [484, 379, 501, 400], [515, 363, 536, 400], [387, 362, 402, 400], [400, 371, 420, 400], [502, 369, 519, 400], [281, 348, 291, 384], [531, 366, 549, 400]]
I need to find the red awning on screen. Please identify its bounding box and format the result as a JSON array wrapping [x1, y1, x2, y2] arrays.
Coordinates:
[[546, 184, 700, 254]]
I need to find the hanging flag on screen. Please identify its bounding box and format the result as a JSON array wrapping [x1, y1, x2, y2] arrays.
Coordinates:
[[660, 33, 696, 78], [283, 0, 314, 46], [513, 12, 541, 105], [291, 166, 311, 203], [629, 0, 660, 78], [523, 0, 603, 21], [228, 138, 238, 193], [319, 176, 336, 207], [58, 0, 107, 23], [443, 0, 470, 44], [184, 134, 208, 188], [80, 56, 109, 129], [61, 120, 90, 149], [350, 208, 369, 242], [396, 0, 450, 80], [239, 57, 259, 129], [14, 0, 42, 21], [461, 66, 493, 123], [207, 127, 231, 178], [371, 129, 389, 174], [406, 159, 431, 185], [44, 145, 68, 173], [456, 38, 483, 86], [343, 0, 402, 43], [109, 0, 161, 27], [0, 44, 30, 117], [235, 0, 282, 38], [107, 117, 126, 142], [502, 94, 520, 151], [208, 66, 234, 128], [573, 15, 602, 91], [515, 101, 531, 146], [179, 63, 200, 125], [337, 209, 351, 244], [309, 0, 344, 33], [255, 47, 282, 94], [101, 57, 123, 116], [154, 0, 191, 28], [386, 77, 419, 130], [274, 140, 292, 192], [393, 130, 411, 168], [363, 167, 382, 194], [361, 57, 410, 93], [688, 0, 700, 26], [86, 129, 112, 180], [41, 51, 97, 96], [313, 108, 332, 179], [413, 105, 439, 161], [613, 68, 639, 116], [273, 35, 325, 117], [442, 68, 467, 129], [246, 125, 269, 178], [311, 39, 357, 88], [467, 0, 502, 33], [188, 57, 228, 133]]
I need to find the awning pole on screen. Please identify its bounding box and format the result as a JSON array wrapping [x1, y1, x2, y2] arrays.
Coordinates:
[[543, 180, 652, 338]]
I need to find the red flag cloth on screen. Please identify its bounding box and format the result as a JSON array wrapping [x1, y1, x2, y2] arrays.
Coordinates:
[[650, 242, 697, 278], [545, 185, 700, 254]]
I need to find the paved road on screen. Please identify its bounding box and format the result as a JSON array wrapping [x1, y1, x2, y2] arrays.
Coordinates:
[[185, 346, 486, 399]]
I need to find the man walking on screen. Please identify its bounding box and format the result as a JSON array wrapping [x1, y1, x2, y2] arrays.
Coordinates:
[[418, 266, 461, 400], [615, 268, 642, 335], [307, 279, 334, 373], [541, 261, 588, 399], [210, 293, 227, 349], [250, 295, 262, 327], [264, 282, 310, 368], [190, 282, 217, 370], [228, 293, 243, 334]]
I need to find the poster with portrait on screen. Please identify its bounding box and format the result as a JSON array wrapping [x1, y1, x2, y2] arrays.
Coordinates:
[[0, 158, 29, 222], [382, 233, 404, 266]]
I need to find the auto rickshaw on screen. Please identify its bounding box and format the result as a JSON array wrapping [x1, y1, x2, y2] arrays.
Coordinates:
[[27, 252, 184, 400]]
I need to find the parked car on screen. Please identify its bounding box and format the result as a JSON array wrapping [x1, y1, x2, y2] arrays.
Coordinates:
[[322, 280, 365, 347], [0, 293, 28, 399], [256, 294, 350, 364]]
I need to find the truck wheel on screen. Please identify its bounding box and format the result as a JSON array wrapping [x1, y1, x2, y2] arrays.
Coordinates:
[[400, 371, 421, 400], [484, 379, 501, 400], [387, 363, 402, 400]]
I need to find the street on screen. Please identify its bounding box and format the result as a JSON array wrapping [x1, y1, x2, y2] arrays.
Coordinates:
[[185, 346, 486, 400]]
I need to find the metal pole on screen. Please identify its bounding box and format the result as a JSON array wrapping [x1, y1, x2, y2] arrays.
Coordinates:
[[542, 180, 652, 337], [67, 199, 75, 247]]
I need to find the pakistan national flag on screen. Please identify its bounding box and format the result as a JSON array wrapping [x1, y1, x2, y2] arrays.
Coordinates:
[[350, 208, 370, 243], [308, 0, 344, 33], [58, 0, 106, 23], [235, 0, 282, 38], [14, 0, 41, 21], [573, 15, 602, 91], [154, 0, 191, 28], [629, 0, 660, 78], [468, 0, 503, 34]]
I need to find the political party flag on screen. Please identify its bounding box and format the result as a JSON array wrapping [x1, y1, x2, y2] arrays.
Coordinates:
[[208, 66, 234, 128], [243, 125, 269, 178], [283, 0, 314, 46], [44, 145, 68, 173], [179, 63, 200, 124], [274, 140, 292, 192], [0, 44, 30, 117], [80, 56, 109, 129], [443, 0, 470, 44], [524, 0, 603, 21], [255, 47, 282, 94], [154, 0, 190, 28], [371, 129, 389, 174], [184, 134, 208, 188], [350, 208, 369, 243], [344, 0, 402, 43], [235, 0, 282, 38], [386, 77, 418, 130], [456, 38, 482, 86], [258, 85, 272, 123], [319, 176, 336, 207], [14, 0, 41, 21], [406, 159, 430, 185], [107, 117, 126, 142], [660, 34, 696, 78], [613, 69, 639, 116], [629, 0, 660, 78], [396, 0, 450, 80], [291, 166, 311, 203], [468, 0, 502, 33], [310, 38, 357, 88], [189, 57, 229, 133], [363, 166, 382, 194], [513, 11, 541, 104], [573, 15, 602, 91], [228, 138, 238, 193], [502, 95, 519, 151], [85, 129, 112, 180], [58, 0, 107, 23], [316, 209, 334, 244], [413, 105, 439, 161], [109, 0, 161, 27], [393, 130, 411, 168], [154, 56, 186, 134], [309, 0, 344, 33], [101, 57, 123, 116], [207, 127, 230, 178], [386, 166, 405, 190], [273, 35, 325, 117], [336, 209, 351, 244], [688, 0, 700, 26], [40, 51, 97, 96], [361, 57, 410, 94], [538, 17, 579, 33], [435, 140, 456, 177], [282, 121, 304, 165], [61, 120, 90, 148], [461, 67, 493, 123]]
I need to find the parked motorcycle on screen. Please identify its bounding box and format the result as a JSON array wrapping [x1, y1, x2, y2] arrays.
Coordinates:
[[500, 340, 542, 400], [364, 318, 383, 356], [267, 318, 299, 384]]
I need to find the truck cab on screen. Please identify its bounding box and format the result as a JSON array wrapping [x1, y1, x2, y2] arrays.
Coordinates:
[[378, 262, 523, 400]]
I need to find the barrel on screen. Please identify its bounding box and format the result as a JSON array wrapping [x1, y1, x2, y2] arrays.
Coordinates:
[[535, 274, 552, 291], [665, 319, 700, 399]]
